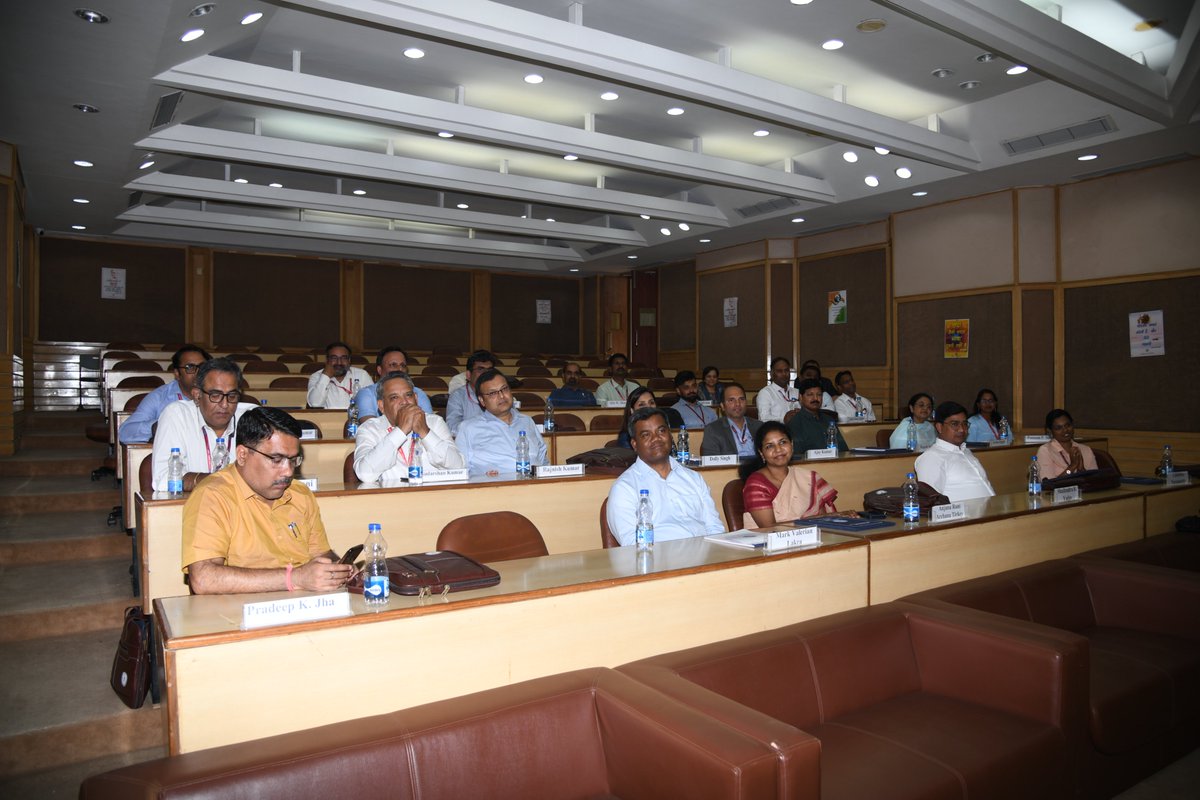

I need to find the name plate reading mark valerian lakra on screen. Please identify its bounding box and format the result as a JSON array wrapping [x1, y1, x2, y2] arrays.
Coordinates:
[[701, 454, 738, 467], [534, 463, 585, 478], [930, 502, 967, 523], [1052, 485, 1081, 504], [805, 447, 838, 461], [242, 592, 351, 630], [765, 525, 820, 552]]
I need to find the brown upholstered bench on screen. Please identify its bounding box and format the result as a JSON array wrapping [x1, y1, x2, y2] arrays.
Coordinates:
[[1077, 531, 1200, 573]]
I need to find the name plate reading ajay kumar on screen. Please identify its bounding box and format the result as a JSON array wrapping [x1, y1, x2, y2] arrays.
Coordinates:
[[805, 447, 838, 461], [535, 463, 585, 478], [242, 592, 351, 630], [930, 502, 968, 523], [1052, 485, 1081, 504], [701, 454, 738, 467]]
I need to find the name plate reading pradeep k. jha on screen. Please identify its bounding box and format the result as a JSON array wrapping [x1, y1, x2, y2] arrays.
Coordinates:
[[1023, 434, 1050, 444], [1166, 471, 1192, 486], [300, 428, 319, 440], [701, 454, 738, 467], [805, 447, 838, 460], [1052, 485, 1081, 503], [242, 592, 351, 630], [296, 477, 319, 492], [604, 400, 626, 409], [765, 525, 820, 552], [930, 502, 968, 523], [534, 463, 585, 478], [422, 468, 469, 484]]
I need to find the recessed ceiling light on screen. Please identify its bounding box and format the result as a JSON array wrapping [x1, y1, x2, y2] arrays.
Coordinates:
[[931, 67, 955, 79], [241, 12, 263, 25], [895, 167, 912, 179], [600, 91, 619, 101], [753, 129, 770, 137], [666, 107, 685, 115], [959, 80, 981, 89], [639, 214, 651, 220], [699, 238, 711, 243], [74, 9, 109, 24], [524, 73, 544, 84], [138, 160, 155, 169], [563, 154, 578, 161], [1077, 154, 1099, 161], [790, 0, 814, 4], [1006, 65, 1029, 76], [874, 146, 890, 155], [976, 52, 996, 62], [269, 182, 283, 188], [842, 151, 858, 163], [912, 191, 928, 197], [627, 255, 638, 259], [73, 198, 90, 204], [73, 103, 100, 113], [678, 223, 690, 231], [73, 159, 94, 167], [72, 225, 87, 230], [233, 178, 248, 184], [352, 189, 366, 196], [437, 131, 454, 138], [569, 268, 580, 272], [457, 203, 469, 209], [822, 39, 844, 50], [545, 217, 555, 222], [660, 227, 672, 236], [864, 175, 880, 187], [189, 4, 216, 17], [856, 19, 886, 33], [180, 29, 205, 42], [403, 47, 425, 59], [791, 217, 806, 223]]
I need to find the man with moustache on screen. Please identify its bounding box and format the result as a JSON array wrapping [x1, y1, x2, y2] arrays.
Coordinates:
[[306, 341, 372, 409], [352, 345, 433, 423], [353, 372, 463, 483], [756, 356, 802, 423], [181, 407, 352, 595], [546, 362, 597, 407], [594, 352, 640, 405], [786, 378, 848, 453], [700, 383, 761, 459], [916, 400, 996, 501], [671, 370, 718, 428], [118, 344, 210, 444]]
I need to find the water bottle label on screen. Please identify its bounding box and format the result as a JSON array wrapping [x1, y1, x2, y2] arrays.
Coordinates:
[[167, 479, 183, 494], [1029, 481, 1041, 494], [364, 574, 389, 600], [347, 423, 358, 437], [517, 459, 531, 474], [408, 465, 423, 482], [636, 523, 654, 549], [544, 419, 554, 431], [902, 502, 919, 523]]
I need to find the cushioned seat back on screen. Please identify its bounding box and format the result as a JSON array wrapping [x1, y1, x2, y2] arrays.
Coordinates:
[[435, 511, 549, 563], [803, 612, 923, 721], [721, 479, 745, 531], [936, 580, 1033, 621], [1015, 563, 1098, 633]]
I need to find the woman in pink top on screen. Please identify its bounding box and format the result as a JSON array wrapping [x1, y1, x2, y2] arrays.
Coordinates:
[[1037, 408, 1098, 479]]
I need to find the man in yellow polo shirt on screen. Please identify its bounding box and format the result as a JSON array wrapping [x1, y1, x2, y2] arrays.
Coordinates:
[[181, 407, 353, 594]]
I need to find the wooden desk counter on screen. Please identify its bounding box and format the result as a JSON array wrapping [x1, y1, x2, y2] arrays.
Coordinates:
[[1120, 480, 1199, 535], [155, 533, 868, 754]]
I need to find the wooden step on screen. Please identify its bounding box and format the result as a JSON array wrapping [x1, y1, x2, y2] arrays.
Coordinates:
[[17, 431, 106, 452], [0, 745, 167, 798], [0, 510, 129, 566], [0, 451, 107, 477], [0, 557, 134, 642], [0, 477, 120, 514]]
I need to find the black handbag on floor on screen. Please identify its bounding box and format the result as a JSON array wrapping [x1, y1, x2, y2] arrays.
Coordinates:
[[110, 606, 152, 709]]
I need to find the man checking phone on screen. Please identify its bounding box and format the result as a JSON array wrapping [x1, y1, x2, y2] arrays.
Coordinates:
[[181, 406, 353, 595]]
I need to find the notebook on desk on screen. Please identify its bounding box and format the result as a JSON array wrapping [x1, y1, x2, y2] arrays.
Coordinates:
[[801, 515, 897, 532]]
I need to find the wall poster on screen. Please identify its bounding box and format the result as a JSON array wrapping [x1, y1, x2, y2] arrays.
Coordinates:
[[101, 267, 126, 300], [943, 318, 969, 358], [827, 290, 847, 324], [723, 297, 738, 328], [535, 299, 551, 324], [1128, 310, 1165, 357]]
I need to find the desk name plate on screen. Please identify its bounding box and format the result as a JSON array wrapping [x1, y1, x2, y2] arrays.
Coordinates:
[[805, 447, 838, 461], [534, 463, 585, 478], [1165, 471, 1192, 486], [296, 477, 319, 491], [422, 468, 469, 484], [242, 592, 351, 630], [701, 454, 738, 467], [1052, 485, 1081, 504], [930, 502, 968, 523], [604, 400, 626, 409], [766, 525, 820, 552]]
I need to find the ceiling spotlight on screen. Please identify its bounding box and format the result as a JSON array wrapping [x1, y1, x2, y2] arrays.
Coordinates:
[[563, 154, 578, 161], [138, 160, 155, 169], [822, 39, 844, 50], [627, 255, 638, 259], [666, 107, 685, 115], [437, 131, 454, 138], [678, 223, 690, 231], [976, 52, 996, 62], [352, 189, 366, 196], [912, 191, 928, 197], [545, 217, 555, 222], [931, 67, 955, 79], [233, 178, 248, 184], [523, 73, 544, 84], [874, 146, 890, 155], [74, 9, 109, 23], [895, 166, 912, 179], [791, 217, 806, 223], [959, 80, 981, 89], [456, 203, 469, 209], [189, 4, 216, 17], [73, 159, 94, 167], [842, 151, 858, 163], [660, 227, 672, 236], [1077, 154, 1099, 161], [180, 29, 205, 42], [268, 182, 283, 188], [73, 198, 90, 204], [600, 91, 619, 101], [403, 47, 425, 59], [864, 175, 880, 187], [71, 225, 87, 230], [753, 129, 770, 137], [569, 268, 580, 272], [639, 214, 651, 220], [1006, 65, 1029, 75], [241, 12, 263, 25], [856, 19, 887, 33], [699, 238, 711, 243], [73, 103, 100, 113], [790, 0, 814, 4]]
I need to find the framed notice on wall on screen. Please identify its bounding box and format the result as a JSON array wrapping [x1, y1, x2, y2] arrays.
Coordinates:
[[827, 290, 847, 324], [944, 318, 969, 358], [723, 297, 738, 328], [1128, 310, 1164, 357], [101, 267, 126, 300], [536, 299, 551, 324]]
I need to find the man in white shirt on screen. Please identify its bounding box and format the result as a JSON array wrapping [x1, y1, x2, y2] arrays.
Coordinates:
[[832, 370, 875, 423], [151, 358, 257, 491], [756, 357, 801, 423], [915, 401, 996, 502], [671, 370, 717, 428], [606, 407, 725, 545], [594, 352, 640, 406], [353, 372, 463, 483], [306, 341, 372, 409], [446, 350, 496, 434], [456, 370, 548, 477]]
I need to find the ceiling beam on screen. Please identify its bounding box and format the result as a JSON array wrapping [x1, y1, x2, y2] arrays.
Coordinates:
[[156, 56, 836, 203]]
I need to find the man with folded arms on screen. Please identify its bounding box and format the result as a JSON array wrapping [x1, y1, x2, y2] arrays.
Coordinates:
[[446, 349, 496, 434], [353, 372, 462, 483], [353, 345, 433, 423], [547, 362, 597, 407], [151, 358, 257, 491], [606, 407, 725, 546], [306, 341, 372, 409], [119, 344, 210, 444], [700, 383, 760, 459], [671, 370, 717, 429], [916, 400, 996, 501], [182, 407, 351, 595], [756, 356, 801, 423], [786, 378, 848, 453], [456, 369, 548, 477], [594, 352, 640, 405]]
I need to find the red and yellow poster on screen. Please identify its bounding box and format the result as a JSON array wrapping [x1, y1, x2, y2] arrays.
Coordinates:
[[944, 319, 969, 358]]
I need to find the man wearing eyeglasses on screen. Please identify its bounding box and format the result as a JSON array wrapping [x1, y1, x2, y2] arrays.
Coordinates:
[[353, 372, 463, 483], [915, 400, 996, 502], [456, 369, 548, 477], [306, 341, 373, 409], [150, 358, 257, 491], [118, 344, 211, 444], [182, 407, 352, 595]]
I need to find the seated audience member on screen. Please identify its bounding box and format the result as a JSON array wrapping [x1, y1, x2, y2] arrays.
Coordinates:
[[119, 344, 211, 444], [546, 362, 597, 407], [671, 370, 717, 428], [889, 392, 937, 449], [353, 373, 463, 483], [181, 407, 352, 595], [353, 346, 432, 422], [617, 387, 683, 449], [606, 407, 725, 545], [446, 350, 496, 434], [306, 341, 372, 409], [456, 369, 548, 477], [966, 388, 1007, 443], [698, 365, 724, 404], [832, 370, 875, 422], [594, 352, 640, 405], [447, 348, 491, 395], [151, 358, 257, 492], [1037, 408, 1098, 479], [740, 421, 849, 528], [756, 356, 801, 423], [795, 361, 835, 410], [786, 378, 848, 453], [916, 400, 996, 501], [700, 383, 760, 459]]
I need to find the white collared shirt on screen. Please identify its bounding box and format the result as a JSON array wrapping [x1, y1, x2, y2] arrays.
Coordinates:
[[915, 438, 996, 502], [306, 367, 373, 409], [353, 413, 463, 483], [606, 457, 725, 546], [151, 400, 257, 491], [833, 393, 876, 423], [756, 382, 800, 423]]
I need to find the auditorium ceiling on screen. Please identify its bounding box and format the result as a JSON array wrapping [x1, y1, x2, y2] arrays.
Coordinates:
[[2, 0, 1198, 273]]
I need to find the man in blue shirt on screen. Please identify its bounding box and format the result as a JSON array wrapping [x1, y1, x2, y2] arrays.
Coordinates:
[[118, 345, 210, 444], [546, 362, 596, 407], [671, 370, 717, 429], [456, 369, 548, 477], [353, 346, 432, 422]]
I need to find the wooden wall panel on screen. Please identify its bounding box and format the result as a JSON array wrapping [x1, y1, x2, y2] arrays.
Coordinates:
[[490, 275, 579, 354], [798, 248, 887, 366], [212, 253, 339, 349], [770, 262, 792, 371], [698, 265, 765, 370], [581, 276, 598, 357], [1021, 289, 1055, 430], [659, 261, 697, 351], [363, 263, 471, 352]]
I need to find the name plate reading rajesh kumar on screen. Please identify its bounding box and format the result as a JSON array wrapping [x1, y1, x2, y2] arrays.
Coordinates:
[[534, 463, 585, 478], [1052, 485, 1082, 504], [930, 502, 968, 523], [701, 454, 738, 467], [423, 468, 469, 484], [604, 400, 626, 409], [1166, 471, 1192, 486], [765, 525, 820, 552], [805, 447, 838, 461], [242, 592, 351, 630]]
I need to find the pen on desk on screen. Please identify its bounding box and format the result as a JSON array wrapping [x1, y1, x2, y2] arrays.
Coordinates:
[[287, 522, 300, 539]]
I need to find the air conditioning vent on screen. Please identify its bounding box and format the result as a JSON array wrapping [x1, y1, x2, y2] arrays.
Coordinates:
[[585, 242, 621, 256], [734, 196, 800, 218], [150, 92, 183, 130], [127, 191, 143, 208], [1001, 116, 1116, 155]]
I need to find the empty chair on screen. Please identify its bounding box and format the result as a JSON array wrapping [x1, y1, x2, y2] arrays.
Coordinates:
[[515, 357, 543, 366], [240, 393, 259, 405], [875, 429, 891, 448], [295, 419, 323, 439], [116, 375, 164, 389], [224, 352, 262, 362], [534, 412, 584, 432], [587, 358, 608, 368], [578, 378, 599, 391], [123, 392, 151, 412], [300, 362, 323, 374], [513, 392, 544, 410], [422, 365, 459, 378], [1094, 448, 1122, 475], [276, 353, 313, 364], [647, 377, 674, 393], [516, 365, 552, 377], [590, 414, 624, 432], [412, 375, 448, 392], [342, 452, 357, 485], [428, 354, 460, 366], [518, 377, 555, 392], [350, 354, 370, 366], [598, 498, 620, 548], [102, 350, 139, 361], [435, 511, 549, 563], [138, 456, 153, 497], [113, 359, 166, 372], [545, 358, 567, 368], [243, 360, 290, 374], [721, 479, 746, 531], [629, 367, 662, 379]]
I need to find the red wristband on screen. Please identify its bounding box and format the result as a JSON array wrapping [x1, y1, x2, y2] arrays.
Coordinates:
[[285, 563, 295, 591]]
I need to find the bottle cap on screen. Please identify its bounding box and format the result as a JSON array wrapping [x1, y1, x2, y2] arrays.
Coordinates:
[[368, 523, 381, 532], [639, 489, 649, 496], [171, 447, 180, 453]]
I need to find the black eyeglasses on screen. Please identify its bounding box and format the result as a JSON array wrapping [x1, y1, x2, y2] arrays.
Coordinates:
[[200, 389, 242, 404], [243, 444, 304, 468], [178, 363, 202, 374]]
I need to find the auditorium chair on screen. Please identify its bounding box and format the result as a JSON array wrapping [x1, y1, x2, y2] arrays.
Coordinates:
[[875, 429, 891, 448], [101, 350, 138, 361], [1078, 532, 1200, 573], [431, 346, 460, 355], [578, 377, 599, 391], [435, 511, 549, 563], [112, 358, 166, 372], [544, 358, 566, 368], [721, 479, 746, 531], [242, 360, 290, 374], [629, 367, 662, 379], [224, 352, 262, 362], [342, 452, 357, 486], [513, 392, 544, 410], [240, 393, 259, 405], [587, 358, 608, 368], [104, 341, 144, 350], [412, 375, 448, 391], [350, 355, 370, 366], [427, 354, 459, 366], [534, 412, 584, 432], [1093, 447, 1122, 475], [516, 365, 551, 377], [275, 353, 312, 364], [518, 377, 555, 392], [300, 362, 323, 374], [598, 498, 620, 548], [115, 375, 163, 389], [269, 376, 309, 390], [139, 456, 153, 497], [648, 377, 675, 393], [123, 392, 151, 412], [589, 414, 624, 433], [515, 356, 543, 366], [422, 365, 458, 378], [295, 420, 322, 440]]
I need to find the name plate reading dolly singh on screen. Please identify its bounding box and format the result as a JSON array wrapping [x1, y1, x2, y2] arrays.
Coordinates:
[[1052, 485, 1082, 504], [701, 454, 738, 467], [242, 592, 351, 630], [765, 525, 820, 552], [296, 477, 319, 492], [604, 400, 627, 409], [930, 502, 968, 523], [534, 463, 585, 478], [805, 447, 838, 461], [422, 468, 469, 484], [1166, 471, 1192, 486]]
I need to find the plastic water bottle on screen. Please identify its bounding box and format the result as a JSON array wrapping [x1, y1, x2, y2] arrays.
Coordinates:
[[855, 401, 864, 420], [826, 421, 837, 449], [167, 448, 185, 497], [1027, 455, 1041, 495], [1158, 444, 1174, 477], [676, 425, 691, 464], [905, 420, 918, 452], [259, 397, 267, 406], [998, 416, 1010, 443], [635, 489, 654, 552], [543, 399, 555, 433], [363, 523, 389, 606], [346, 397, 359, 438], [407, 433, 424, 485], [516, 430, 531, 477], [902, 472, 920, 523], [212, 436, 228, 472]]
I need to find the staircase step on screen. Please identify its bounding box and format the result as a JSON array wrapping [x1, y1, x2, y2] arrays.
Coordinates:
[[0, 629, 165, 778], [0, 476, 120, 514], [17, 432, 106, 452], [0, 745, 166, 799], [0, 450, 108, 477], [22, 411, 106, 433], [0, 557, 135, 642], [0, 511, 129, 565]]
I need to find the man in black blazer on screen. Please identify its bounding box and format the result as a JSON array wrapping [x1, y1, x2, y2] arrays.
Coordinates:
[[700, 383, 762, 459]]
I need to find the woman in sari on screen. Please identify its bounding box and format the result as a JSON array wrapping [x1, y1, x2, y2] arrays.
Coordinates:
[[738, 421, 852, 528]]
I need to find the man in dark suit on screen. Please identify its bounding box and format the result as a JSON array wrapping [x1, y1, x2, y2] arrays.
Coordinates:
[[700, 383, 761, 459]]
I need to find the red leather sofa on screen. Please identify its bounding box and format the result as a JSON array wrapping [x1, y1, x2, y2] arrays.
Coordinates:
[[1078, 531, 1200, 573], [620, 604, 1082, 800]]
